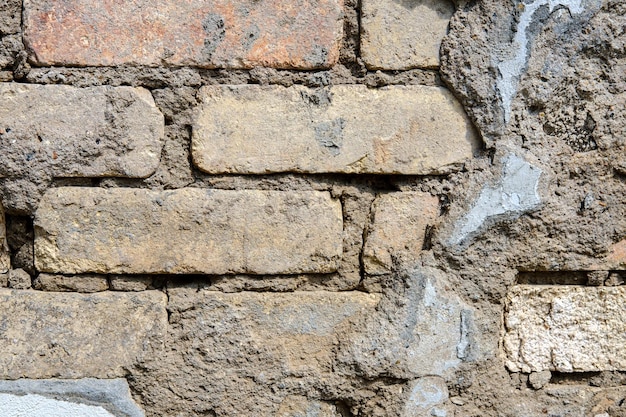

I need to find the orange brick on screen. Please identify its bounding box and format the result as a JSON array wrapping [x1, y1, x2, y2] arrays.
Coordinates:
[[23, 0, 343, 69]]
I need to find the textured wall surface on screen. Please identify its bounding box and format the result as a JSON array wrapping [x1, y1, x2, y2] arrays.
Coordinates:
[[0, 0, 625, 415]]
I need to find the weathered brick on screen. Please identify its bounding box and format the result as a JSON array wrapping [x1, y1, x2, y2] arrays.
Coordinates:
[[34, 273, 109, 293], [0, 289, 166, 379], [0, 201, 7, 274], [35, 188, 343, 275], [134, 288, 379, 415], [504, 285, 626, 373], [360, 0, 455, 70], [0, 84, 164, 178], [363, 192, 439, 275], [23, 0, 342, 69], [192, 85, 479, 174]]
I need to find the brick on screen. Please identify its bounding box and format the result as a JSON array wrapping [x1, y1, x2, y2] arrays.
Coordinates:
[[34, 187, 343, 275], [607, 239, 626, 268], [361, 0, 455, 70], [504, 285, 626, 373], [363, 192, 439, 275], [0, 201, 7, 274], [23, 0, 342, 69], [0, 84, 164, 178], [0, 289, 166, 378], [34, 273, 109, 293], [135, 288, 379, 415], [192, 85, 479, 175]]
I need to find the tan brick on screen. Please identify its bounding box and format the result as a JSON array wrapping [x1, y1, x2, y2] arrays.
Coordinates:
[[0, 201, 7, 273], [0, 289, 166, 378], [23, 0, 342, 69], [363, 192, 439, 275], [361, 0, 455, 70], [34, 273, 109, 293], [0, 83, 163, 178], [192, 85, 479, 175], [504, 285, 626, 373], [35, 187, 343, 275]]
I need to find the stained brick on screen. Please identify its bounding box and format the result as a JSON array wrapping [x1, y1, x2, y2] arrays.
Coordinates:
[[361, 0, 455, 69], [192, 85, 479, 175], [363, 192, 439, 275], [23, 0, 343, 69], [35, 188, 343, 275], [504, 285, 626, 373], [0, 289, 167, 379], [0, 83, 164, 178]]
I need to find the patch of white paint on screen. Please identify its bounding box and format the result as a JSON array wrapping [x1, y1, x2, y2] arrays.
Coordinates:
[[0, 393, 115, 417], [449, 154, 541, 245], [497, 0, 585, 122], [403, 377, 448, 417]]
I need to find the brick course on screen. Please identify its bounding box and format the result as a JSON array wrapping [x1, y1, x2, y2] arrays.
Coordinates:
[[35, 187, 343, 275], [23, 0, 343, 69], [192, 85, 479, 174]]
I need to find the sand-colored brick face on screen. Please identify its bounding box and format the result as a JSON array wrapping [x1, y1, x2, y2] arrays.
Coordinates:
[[192, 85, 479, 174], [0, 83, 164, 178], [34, 188, 343, 275], [23, 0, 343, 69], [0, 289, 167, 379], [363, 192, 439, 275], [504, 285, 626, 373], [361, 0, 455, 69]]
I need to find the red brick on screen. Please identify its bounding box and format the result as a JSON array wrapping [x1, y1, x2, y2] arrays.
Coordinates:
[[23, 0, 343, 69]]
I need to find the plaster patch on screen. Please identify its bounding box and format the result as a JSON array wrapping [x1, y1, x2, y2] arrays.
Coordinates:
[[496, 0, 585, 122], [0, 393, 115, 417], [449, 154, 541, 245], [0, 378, 144, 417], [403, 377, 448, 417]]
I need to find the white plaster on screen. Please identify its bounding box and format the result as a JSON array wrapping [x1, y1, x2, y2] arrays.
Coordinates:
[[497, 0, 585, 122], [449, 154, 541, 245], [0, 393, 115, 417], [403, 377, 448, 417]]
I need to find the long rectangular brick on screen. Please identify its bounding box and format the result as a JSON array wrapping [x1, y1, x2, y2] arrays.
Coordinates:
[[0, 84, 164, 178], [504, 285, 626, 373], [192, 85, 479, 174], [23, 0, 342, 69], [0, 289, 166, 379], [34, 187, 343, 275]]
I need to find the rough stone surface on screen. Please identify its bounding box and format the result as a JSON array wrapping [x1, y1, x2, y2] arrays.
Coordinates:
[[363, 192, 439, 275], [276, 396, 343, 417], [0, 201, 7, 273], [0, 378, 144, 417], [0, 0, 21, 35], [192, 85, 480, 174], [7, 268, 31, 289], [109, 276, 156, 292], [504, 285, 626, 373], [23, 0, 343, 69], [0, 84, 164, 179], [34, 273, 109, 293], [131, 288, 379, 416], [338, 265, 476, 379], [35, 187, 343, 275], [0, 289, 166, 378], [361, 0, 455, 69]]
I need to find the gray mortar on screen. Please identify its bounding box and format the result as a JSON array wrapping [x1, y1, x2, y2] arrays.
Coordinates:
[[0, 379, 144, 417]]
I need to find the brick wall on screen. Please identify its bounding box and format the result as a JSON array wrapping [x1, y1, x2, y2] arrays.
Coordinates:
[[0, 0, 625, 416]]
